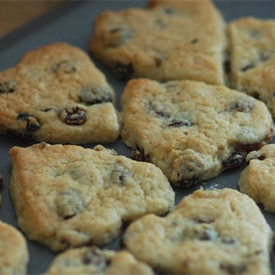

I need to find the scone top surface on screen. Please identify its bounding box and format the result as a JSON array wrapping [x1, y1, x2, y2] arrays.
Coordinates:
[[124, 188, 273, 275], [0, 220, 29, 275], [0, 43, 119, 144], [9, 143, 174, 251], [239, 144, 275, 213], [228, 17, 275, 118], [121, 79, 274, 186], [46, 246, 154, 275], [90, 0, 226, 84]]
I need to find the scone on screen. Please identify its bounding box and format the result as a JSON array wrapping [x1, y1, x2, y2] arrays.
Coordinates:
[[0, 220, 29, 275], [9, 143, 174, 251], [124, 188, 273, 275], [121, 79, 274, 187], [228, 17, 275, 118], [46, 246, 154, 275], [239, 144, 275, 212], [0, 43, 119, 144], [90, 0, 226, 84]]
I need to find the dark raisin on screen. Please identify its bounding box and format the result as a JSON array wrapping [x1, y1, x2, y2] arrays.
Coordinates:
[[131, 147, 150, 162], [199, 229, 217, 241], [107, 26, 133, 47], [41, 108, 52, 112], [163, 7, 174, 15], [220, 263, 247, 274], [79, 86, 113, 105], [194, 218, 213, 224], [240, 63, 254, 72], [222, 152, 245, 169], [154, 57, 163, 67], [221, 236, 236, 244], [0, 81, 16, 94], [111, 165, 129, 185], [173, 176, 199, 188], [260, 53, 270, 62], [82, 248, 107, 270], [168, 119, 191, 127], [258, 155, 266, 161], [155, 19, 166, 30], [231, 100, 253, 113], [150, 102, 170, 118], [52, 60, 77, 74], [224, 59, 231, 74], [237, 143, 264, 152], [190, 39, 198, 44], [17, 113, 41, 132], [59, 107, 86, 125], [113, 62, 134, 80]]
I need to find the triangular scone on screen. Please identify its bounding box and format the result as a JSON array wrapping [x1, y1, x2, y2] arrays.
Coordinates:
[[0, 43, 119, 144], [228, 18, 275, 118], [121, 79, 274, 187], [124, 188, 273, 275], [46, 246, 154, 275], [239, 144, 275, 213], [0, 220, 29, 275], [9, 143, 175, 251], [90, 0, 226, 84]]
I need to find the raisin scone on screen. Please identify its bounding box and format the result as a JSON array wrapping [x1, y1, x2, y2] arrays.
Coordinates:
[[121, 79, 274, 187], [9, 143, 174, 252], [228, 17, 275, 118], [124, 188, 273, 275], [46, 246, 154, 275], [0, 220, 29, 275], [239, 144, 275, 213], [0, 43, 119, 144], [90, 0, 226, 84]]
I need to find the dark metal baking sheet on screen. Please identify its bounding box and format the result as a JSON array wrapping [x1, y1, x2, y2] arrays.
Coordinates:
[[0, 1, 275, 273]]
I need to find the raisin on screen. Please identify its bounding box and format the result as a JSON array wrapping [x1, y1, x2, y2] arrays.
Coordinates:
[[260, 52, 270, 62], [173, 176, 199, 188], [82, 247, 107, 270], [199, 229, 217, 241], [220, 263, 247, 274], [131, 147, 150, 162], [190, 39, 199, 44], [163, 7, 175, 15], [237, 143, 263, 152], [111, 165, 129, 185], [0, 81, 16, 94], [240, 63, 254, 72], [112, 62, 134, 80], [222, 152, 244, 169], [52, 60, 77, 74], [17, 113, 41, 132], [194, 218, 213, 224], [59, 107, 86, 125], [231, 100, 253, 113], [220, 236, 236, 245], [79, 86, 113, 105], [168, 119, 191, 127], [107, 26, 133, 47], [224, 59, 231, 74], [150, 102, 170, 118]]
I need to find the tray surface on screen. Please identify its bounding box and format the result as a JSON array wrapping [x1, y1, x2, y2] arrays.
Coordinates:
[[0, 1, 275, 273]]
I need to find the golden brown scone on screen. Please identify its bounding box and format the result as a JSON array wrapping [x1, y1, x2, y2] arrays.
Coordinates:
[[0, 43, 119, 144], [228, 17, 275, 118], [9, 143, 174, 251], [90, 0, 226, 84], [0, 220, 29, 275], [124, 188, 273, 275], [46, 246, 154, 275], [239, 144, 275, 212], [121, 79, 274, 187]]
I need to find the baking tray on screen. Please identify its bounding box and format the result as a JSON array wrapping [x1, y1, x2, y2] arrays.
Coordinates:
[[0, 1, 275, 273]]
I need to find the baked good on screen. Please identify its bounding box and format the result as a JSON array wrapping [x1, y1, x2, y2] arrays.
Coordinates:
[[228, 17, 275, 118], [0, 220, 29, 274], [0, 43, 119, 144], [9, 143, 174, 251], [124, 188, 273, 274], [90, 0, 226, 84], [239, 144, 275, 212], [121, 79, 274, 187], [46, 246, 153, 274]]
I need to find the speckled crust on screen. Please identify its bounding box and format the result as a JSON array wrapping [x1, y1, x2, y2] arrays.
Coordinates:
[[46, 246, 154, 275], [239, 144, 275, 213], [9, 143, 174, 252], [124, 188, 273, 275], [121, 79, 274, 187], [228, 17, 275, 118], [90, 0, 226, 84], [0, 220, 29, 275], [0, 43, 119, 144]]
